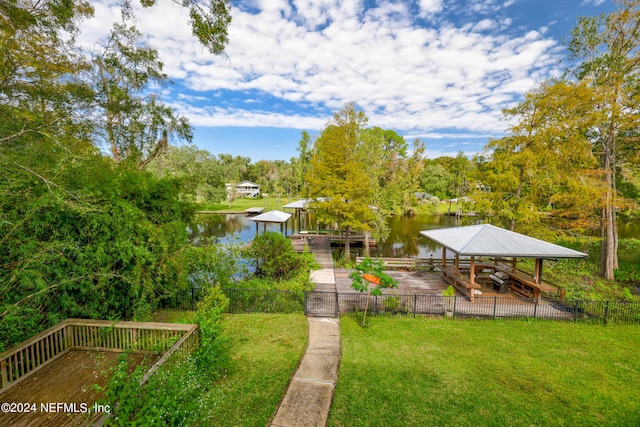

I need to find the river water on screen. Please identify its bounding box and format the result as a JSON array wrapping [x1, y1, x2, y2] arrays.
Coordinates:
[[190, 213, 639, 259], [188, 213, 457, 257]]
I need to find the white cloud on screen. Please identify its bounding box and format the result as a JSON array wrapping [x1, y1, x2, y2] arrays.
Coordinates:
[[418, 0, 444, 18], [580, 0, 607, 6], [78, 0, 566, 143]]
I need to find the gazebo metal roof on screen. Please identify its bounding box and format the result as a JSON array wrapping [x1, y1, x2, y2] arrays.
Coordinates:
[[250, 210, 292, 223], [419, 224, 587, 259]]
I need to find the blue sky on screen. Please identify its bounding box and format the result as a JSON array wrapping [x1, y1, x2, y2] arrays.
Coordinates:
[[80, 0, 614, 161]]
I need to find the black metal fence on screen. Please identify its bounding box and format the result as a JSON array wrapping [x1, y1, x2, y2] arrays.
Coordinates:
[[161, 288, 640, 325]]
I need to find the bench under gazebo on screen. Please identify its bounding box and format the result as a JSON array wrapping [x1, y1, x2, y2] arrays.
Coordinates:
[[419, 224, 588, 302]]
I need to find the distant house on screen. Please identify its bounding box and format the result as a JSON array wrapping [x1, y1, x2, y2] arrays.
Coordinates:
[[225, 181, 261, 198]]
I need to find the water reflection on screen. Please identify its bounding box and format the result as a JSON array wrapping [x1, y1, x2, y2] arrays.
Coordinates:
[[189, 213, 639, 257], [188, 214, 294, 244], [372, 214, 459, 258], [189, 213, 464, 257]]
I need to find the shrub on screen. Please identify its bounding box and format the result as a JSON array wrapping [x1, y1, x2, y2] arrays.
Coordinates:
[[243, 231, 317, 283], [102, 287, 230, 425]]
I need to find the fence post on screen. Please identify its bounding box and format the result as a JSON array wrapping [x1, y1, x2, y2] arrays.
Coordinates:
[[304, 292, 308, 315], [533, 298, 538, 319], [413, 295, 417, 318], [335, 292, 339, 317], [1, 359, 7, 389], [453, 296, 457, 318], [265, 290, 269, 314], [493, 296, 497, 319], [604, 301, 610, 326]]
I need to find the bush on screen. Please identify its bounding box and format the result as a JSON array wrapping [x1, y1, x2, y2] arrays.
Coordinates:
[[243, 231, 317, 283], [102, 287, 230, 425], [0, 154, 196, 349]]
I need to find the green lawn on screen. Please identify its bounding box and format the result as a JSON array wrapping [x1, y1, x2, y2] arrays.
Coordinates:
[[206, 314, 307, 426], [330, 316, 640, 427], [151, 311, 307, 426], [196, 196, 294, 213]]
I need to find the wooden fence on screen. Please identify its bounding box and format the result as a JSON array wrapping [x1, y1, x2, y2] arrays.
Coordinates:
[[0, 319, 199, 394]]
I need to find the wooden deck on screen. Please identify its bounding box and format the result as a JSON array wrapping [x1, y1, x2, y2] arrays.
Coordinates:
[[0, 319, 199, 426], [0, 350, 156, 426]]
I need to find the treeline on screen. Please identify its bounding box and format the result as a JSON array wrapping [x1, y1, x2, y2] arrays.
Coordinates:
[[145, 137, 473, 207]]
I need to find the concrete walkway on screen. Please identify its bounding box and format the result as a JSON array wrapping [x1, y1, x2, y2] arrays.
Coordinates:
[[271, 235, 341, 427], [270, 317, 340, 427]]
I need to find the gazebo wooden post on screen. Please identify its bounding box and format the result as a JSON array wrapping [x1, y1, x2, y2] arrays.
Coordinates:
[[255, 222, 259, 236], [470, 256, 476, 286], [511, 257, 517, 272], [442, 247, 447, 267], [470, 256, 476, 302], [535, 258, 542, 284], [454, 253, 459, 274]]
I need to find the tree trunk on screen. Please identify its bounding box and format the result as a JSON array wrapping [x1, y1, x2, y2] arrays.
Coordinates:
[[599, 134, 616, 281], [510, 167, 525, 231], [364, 230, 370, 257], [344, 225, 351, 261]]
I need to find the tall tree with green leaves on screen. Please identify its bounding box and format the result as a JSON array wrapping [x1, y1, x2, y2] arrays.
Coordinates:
[[292, 130, 313, 195], [118, 0, 231, 54], [90, 23, 192, 170], [568, 0, 640, 279], [0, 0, 94, 147], [306, 103, 375, 259], [359, 127, 409, 213], [478, 80, 600, 234]]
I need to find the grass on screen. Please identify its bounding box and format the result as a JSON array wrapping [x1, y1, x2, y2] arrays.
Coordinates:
[[196, 196, 295, 213], [152, 310, 308, 426], [330, 316, 640, 427]]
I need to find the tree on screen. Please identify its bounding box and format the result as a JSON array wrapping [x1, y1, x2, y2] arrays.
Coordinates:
[[359, 127, 409, 213], [90, 23, 192, 170], [478, 80, 600, 234], [306, 103, 376, 259], [0, 0, 234, 348], [0, 0, 94, 147], [292, 130, 313, 195], [0, 146, 196, 349], [349, 258, 397, 326], [120, 0, 232, 55], [146, 145, 227, 202], [568, 0, 640, 279], [420, 161, 454, 200], [396, 138, 426, 213]]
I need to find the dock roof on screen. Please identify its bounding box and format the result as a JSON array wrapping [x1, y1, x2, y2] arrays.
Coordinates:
[[282, 199, 310, 209], [250, 210, 292, 224]]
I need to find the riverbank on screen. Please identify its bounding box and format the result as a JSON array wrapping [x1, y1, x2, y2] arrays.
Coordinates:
[[195, 197, 295, 214]]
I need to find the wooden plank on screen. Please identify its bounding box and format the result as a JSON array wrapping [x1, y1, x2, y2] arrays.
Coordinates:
[[494, 267, 557, 293], [0, 350, 157, 427], [0, 319, 200, 396]]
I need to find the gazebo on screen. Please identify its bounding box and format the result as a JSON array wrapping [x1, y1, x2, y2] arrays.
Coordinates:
[[419, 224, 588, 301], [250, 210, 292, 236]]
